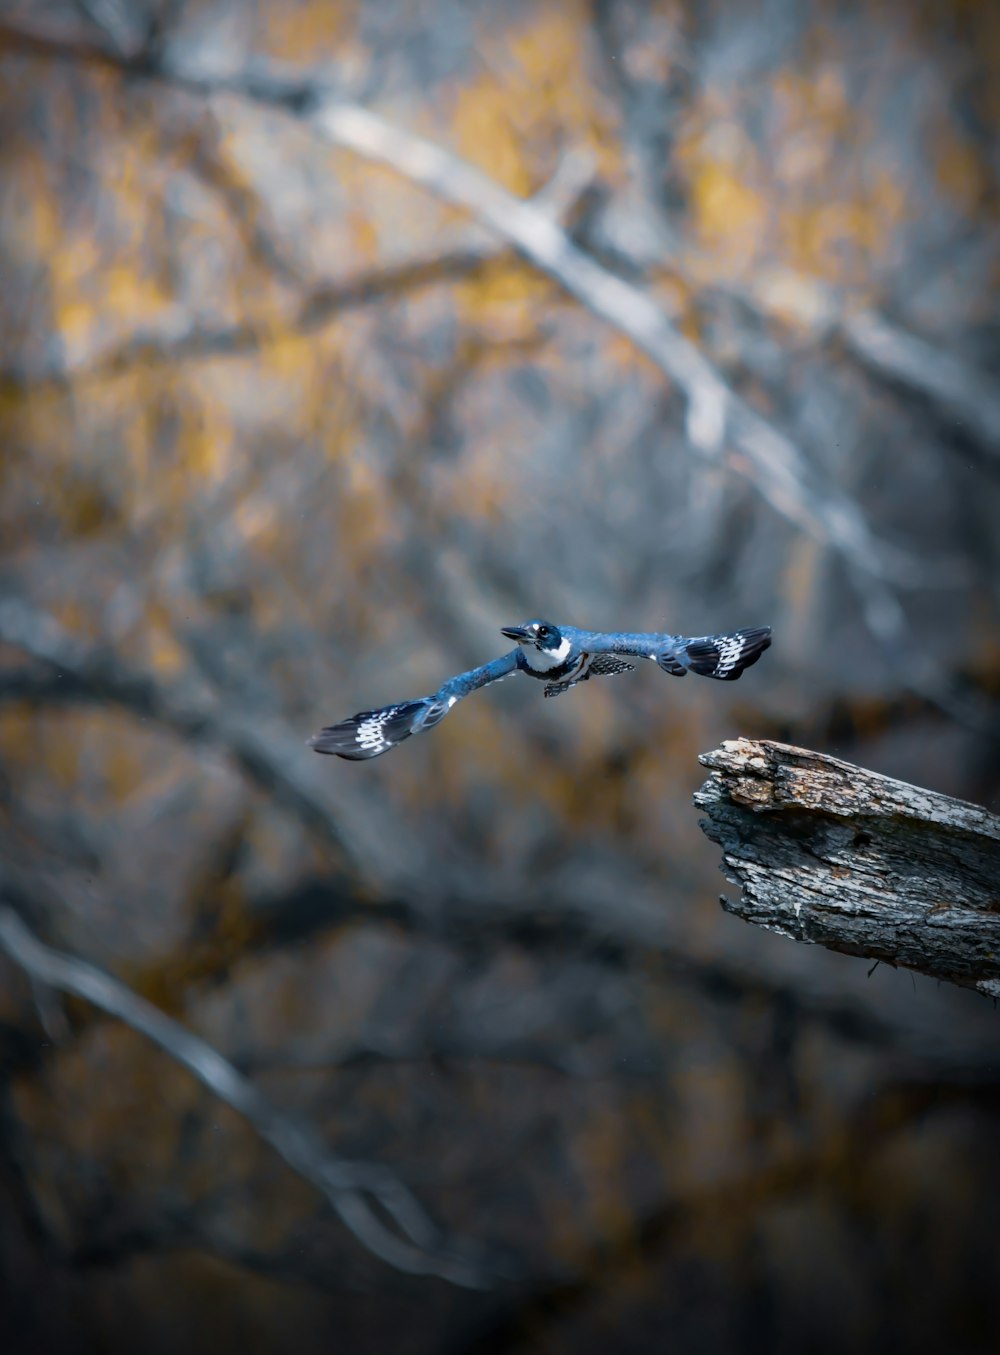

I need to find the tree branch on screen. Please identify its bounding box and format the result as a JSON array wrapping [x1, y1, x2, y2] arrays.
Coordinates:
[[0, 147, 596, 390], [691, 268, 1000, 469], [4, 598, 998, 1059], [309, 103, 911, 608], [695, 739, 1000, 998], [0, 15, 919, 634], [0, 904, 509, 1287], [839, 309, 1000, 469], [0, 596, 423, 894]]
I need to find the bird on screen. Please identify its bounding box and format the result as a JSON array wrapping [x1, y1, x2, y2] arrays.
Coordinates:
[[311, 619, 772, 761]]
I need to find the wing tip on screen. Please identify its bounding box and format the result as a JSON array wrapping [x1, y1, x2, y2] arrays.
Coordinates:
[[309, 698, 438, 761], [683, 625, 774, 680], [309, 722, 369, 759]]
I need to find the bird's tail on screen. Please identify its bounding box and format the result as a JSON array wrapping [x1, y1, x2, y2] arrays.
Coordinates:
[[311, 695, 452, 760], [660, 626, 772, 681]]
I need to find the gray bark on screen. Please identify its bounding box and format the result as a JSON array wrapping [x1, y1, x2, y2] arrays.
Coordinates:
[[695, 739, 1000, 999]]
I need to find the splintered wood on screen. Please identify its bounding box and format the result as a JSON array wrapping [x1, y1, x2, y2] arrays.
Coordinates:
[[695, 739, 1000, 998]]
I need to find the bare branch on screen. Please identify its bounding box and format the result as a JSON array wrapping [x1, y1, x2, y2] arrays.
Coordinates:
[[0, 904, 509, 1287], [0, 244, 499, 390], [3, 601, 997, 1063], [307, 105, 915, 614], [726, 268, 1000, 466], [0, 147, 594, 391], [695, 739, 1000, 998], [0, 18, 916, 622], [2, 643, 995, 1065], [0, 596, 423, 895], [839, 309, 1000, 467], [75, 0, 145, 58]]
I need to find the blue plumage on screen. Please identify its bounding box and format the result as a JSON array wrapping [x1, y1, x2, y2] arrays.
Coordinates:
[[311, 620, 772, 761]]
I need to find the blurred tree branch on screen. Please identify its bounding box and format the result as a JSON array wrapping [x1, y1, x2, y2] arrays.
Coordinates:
[[0, 145, 594, 390], [5, 12, 996, 694], [0, 596, 419, 893], [308, 99, 915, 638], [0, 903, 510, 1288], [714, 270, 1000, 469], [3, 599, 997, 1063], [4, 15, 995, 464], [465, 1070, 1000, 1354], [7, 8, 998, 748], [1, 11, 998, 1340], [0, 14, 921, 636], [837, 308, 1000, 469], [696, 739, 1000, 998]]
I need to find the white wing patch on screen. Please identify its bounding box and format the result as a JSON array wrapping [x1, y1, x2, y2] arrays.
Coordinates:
[[679, 626, 771, 680], [712, 633, 747, 678], [355, 708, 400, 753]]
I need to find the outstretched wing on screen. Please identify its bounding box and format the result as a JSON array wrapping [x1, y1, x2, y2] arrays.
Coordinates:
[[311, 650, 520, 761], [560, 627, 682, 664], [310, 697, 452, 760], [560, 625, 772, 680], [674, 626, 772, 680]]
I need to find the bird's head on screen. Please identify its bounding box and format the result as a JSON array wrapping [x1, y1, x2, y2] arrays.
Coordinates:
[[501, 619, 565, 656]]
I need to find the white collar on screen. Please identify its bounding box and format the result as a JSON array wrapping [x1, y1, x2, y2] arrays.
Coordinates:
[[520, 634, 572, 671]]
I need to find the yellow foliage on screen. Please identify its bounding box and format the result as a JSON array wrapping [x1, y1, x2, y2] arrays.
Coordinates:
[[678, 111, 769, 274], [503, 4, 623, 181], [691, 160, 767, 255], [333, 455, 399, 568], [53, 599, 95, 640], [50, 231, 103, 357], [103, 263, 172, 329], [449, 4, 621, 194], [104, 738, 148, 802], [261, 0, 357, 63], [42, 718, 82, 792], [455, 260, 554, 339], [148, 625, 186, 677], [678, 50, 922, 287], [449, 80, 535, 198], [9, 144, 61, 256], [347, 205, 381, 265], [180, 396, 235, 485], [263, 325, 317, 384], [0, 707, 37, 767], [935, 130, 987, 210]]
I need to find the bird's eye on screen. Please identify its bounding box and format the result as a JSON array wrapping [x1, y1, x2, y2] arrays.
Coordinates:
[[538, 625, 553, 642]]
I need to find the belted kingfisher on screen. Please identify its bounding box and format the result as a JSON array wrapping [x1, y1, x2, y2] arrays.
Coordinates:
[[311, 620, 772, 761]]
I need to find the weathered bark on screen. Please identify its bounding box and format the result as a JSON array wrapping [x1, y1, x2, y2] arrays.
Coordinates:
[[695, 740, 1000, 999]]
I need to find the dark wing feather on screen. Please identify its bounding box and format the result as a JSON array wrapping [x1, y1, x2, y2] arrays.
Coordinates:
[[311, 650, 521, 762], [310, 700, 432, 760], [587, 654, 637, 677], [544, 653, 636, 698], [678, 626, 772, 680]]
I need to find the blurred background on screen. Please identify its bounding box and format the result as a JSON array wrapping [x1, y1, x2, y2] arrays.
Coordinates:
[[1, 1, 999, 1351]]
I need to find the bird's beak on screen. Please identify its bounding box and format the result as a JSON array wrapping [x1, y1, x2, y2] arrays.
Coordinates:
[[501, 625, 531, 643]]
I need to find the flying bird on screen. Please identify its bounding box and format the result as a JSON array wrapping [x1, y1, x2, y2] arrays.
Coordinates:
[[311, 620, 772, 761]]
